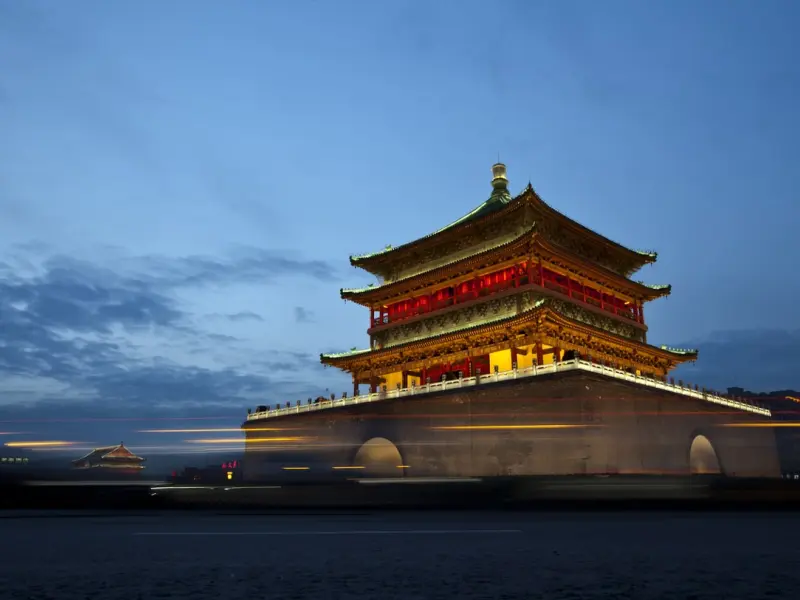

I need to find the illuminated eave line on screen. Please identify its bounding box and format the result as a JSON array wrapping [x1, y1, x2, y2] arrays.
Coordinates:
[[322, 303, 696, 365], [344, 232, 667, 307]]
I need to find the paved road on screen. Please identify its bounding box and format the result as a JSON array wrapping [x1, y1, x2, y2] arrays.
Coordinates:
[[0, 510, 797, 599]]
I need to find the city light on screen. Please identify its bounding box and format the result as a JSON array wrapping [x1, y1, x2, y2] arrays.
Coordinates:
[[431, 424, 601, 431], [4, 441, 78, 448], [139, 428, 292, 433], [717, 423, 800, 428], [185, 437, 309, 444]]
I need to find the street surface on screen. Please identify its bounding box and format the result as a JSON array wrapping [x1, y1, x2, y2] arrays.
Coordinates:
[[0, 510, 797, 598]]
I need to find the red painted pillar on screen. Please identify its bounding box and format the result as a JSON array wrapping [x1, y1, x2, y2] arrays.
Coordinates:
[[639, 302, 645, 324], [535, 342, 544, 366], [511, 347, 518, 369], [401, 370, 408, 388], [538, 260, 544, 286], [527, 260, 533, 285], [353, 374, 359, 397]]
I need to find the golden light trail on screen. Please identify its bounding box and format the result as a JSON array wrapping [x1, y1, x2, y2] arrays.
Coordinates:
[[431, 424, 600, 431], [332, 466, 365, 470], [139, 428, 290, 433], [787, 396, 800, 403], [717, 423, 800, 428], [4, 441, 77, 448], [185, 437, 309, 444], [282, 466, 310, 471]]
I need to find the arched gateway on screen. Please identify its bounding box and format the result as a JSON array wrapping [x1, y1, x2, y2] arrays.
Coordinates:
[[353, 437, 403, 477], [689, 434, 723, 475]]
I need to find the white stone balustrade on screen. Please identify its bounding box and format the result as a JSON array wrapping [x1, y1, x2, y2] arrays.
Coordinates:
[[245, 359, 771, 421]]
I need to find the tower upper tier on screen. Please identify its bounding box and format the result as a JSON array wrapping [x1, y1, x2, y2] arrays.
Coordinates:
[[350, 164, 657, 283]]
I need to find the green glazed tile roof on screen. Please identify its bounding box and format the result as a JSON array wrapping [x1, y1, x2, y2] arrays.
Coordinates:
[[350, 186, 514, 263], [342, 229, 669, 301], [635, 250, 658, 259], [320, 347, 372, 360], [342, 224, 535, 297]]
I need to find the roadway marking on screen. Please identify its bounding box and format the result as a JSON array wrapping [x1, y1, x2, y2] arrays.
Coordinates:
[[134, 529, 521, 537]]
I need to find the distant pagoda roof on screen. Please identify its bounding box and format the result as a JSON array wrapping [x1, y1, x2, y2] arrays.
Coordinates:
[[72, 442, 145, 469], [350, 163, 657, 278]]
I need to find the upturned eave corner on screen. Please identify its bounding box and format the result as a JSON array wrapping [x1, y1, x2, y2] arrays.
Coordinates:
[[637, 249, 659, 262], [660, 345, 699, 361], [639, 283, 672, 300]]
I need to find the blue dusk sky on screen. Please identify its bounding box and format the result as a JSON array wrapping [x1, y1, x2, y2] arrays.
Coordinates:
[[1, 1, 798, 459]]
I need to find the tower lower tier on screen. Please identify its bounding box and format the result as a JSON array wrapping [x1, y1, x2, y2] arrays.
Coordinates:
[[242, 369, 780, 481]]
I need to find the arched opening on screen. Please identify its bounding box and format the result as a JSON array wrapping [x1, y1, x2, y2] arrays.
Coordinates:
[[353, 437, 403, 477], [689, 434, 722, 475]]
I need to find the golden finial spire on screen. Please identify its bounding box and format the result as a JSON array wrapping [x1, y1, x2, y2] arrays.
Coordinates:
[[491, 161, 508, 191]]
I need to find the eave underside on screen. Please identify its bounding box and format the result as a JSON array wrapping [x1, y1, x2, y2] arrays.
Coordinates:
[[342, 231, 670, 308], [321, 303, 696, 377]]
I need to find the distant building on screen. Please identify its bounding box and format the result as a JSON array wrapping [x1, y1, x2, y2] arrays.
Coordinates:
[[171, 459, 242, 484], [0, 448, 30, 468], [72, 442, 145, 472]]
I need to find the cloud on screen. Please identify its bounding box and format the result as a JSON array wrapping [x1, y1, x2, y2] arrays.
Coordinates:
[[0, 245, 341, 419], [294, 306, 314, 323], [674, 329, 800, 392], [88, 246, 338, 290], [224, 311, 264, 323]]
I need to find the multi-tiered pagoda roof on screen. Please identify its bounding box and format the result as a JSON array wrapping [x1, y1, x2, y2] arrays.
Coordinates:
[[72, 442, 145, 470], [322, 163, 696, 386]]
